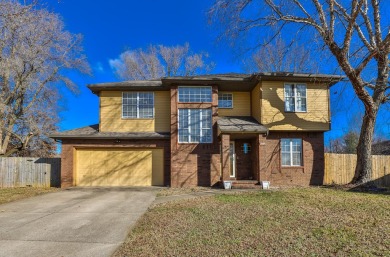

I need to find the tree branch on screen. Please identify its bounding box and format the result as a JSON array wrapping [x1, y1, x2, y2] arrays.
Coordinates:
[[341, 0, 364, 54], [371, 0, 382, 45]]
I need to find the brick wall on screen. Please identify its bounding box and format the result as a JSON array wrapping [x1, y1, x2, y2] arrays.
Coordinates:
[[60, 139, 170, 188], [170, 85, 221, 187], [259, 131, 324, 186]]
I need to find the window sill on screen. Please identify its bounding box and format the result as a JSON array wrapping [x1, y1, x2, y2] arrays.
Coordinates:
[[178, 142, 213, 145], [121, 118, 155, 120], [178, 101, 212, 104], [218, 107, 233, 109], [284, 111, 307, 113], [281, 166, 304, 169]]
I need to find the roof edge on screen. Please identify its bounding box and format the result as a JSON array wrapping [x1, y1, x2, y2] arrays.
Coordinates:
[[50, 134, 171, 140]]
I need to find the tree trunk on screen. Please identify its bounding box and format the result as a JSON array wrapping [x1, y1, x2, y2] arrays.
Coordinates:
[[352, 110, 377, 184]]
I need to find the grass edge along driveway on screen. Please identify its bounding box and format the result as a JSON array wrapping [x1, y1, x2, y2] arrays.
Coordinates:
[[0, 187, 60, 205]]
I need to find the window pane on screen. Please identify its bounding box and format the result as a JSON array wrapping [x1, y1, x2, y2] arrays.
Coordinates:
[[281, 138, 302, 166], [285, 97, 295, 112], [178, 87, 212, 102], [218, 93, 233, 108], [296, 85, 306, 97], [284, 85, 294, 97], [138, 92, 154, 118], [178, 108, 212, 143], [122, 92, 138, 118], [292, 153, 301, 166], [122, 92, 154, 118], [284, 84, 306, 112], [296, 97, 306, 112], [296, 85, 307, 112], [282, 152, 291, 166]]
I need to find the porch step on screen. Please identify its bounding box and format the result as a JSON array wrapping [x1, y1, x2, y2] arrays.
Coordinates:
[[231, 180, 261, 189]]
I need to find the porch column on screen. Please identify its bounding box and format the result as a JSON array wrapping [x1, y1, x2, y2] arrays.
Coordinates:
[[221, 134, 230, 181], [257, 134, 267, 182]]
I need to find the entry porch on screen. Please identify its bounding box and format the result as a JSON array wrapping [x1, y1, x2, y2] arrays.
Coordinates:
[[217, 116, 268, 188]]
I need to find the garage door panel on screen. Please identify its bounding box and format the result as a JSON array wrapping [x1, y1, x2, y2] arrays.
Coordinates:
[[75, 148, 163, 187]]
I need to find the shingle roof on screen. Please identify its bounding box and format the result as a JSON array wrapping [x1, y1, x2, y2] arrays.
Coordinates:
[[50, 124, 170, 140], [88, 72, 345, 93], [217, 116, 268, 134]]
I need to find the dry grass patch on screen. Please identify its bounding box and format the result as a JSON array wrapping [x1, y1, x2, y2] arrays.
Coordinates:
[[0, 187, 60, 205], [114, 188, 390, 257], [157, 187, 213, 197]]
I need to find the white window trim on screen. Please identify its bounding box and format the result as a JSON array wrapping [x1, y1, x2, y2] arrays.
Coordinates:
[[281, 138, 303, 167], [284, 83, 307, 113], [178, 108, 213, 144], [122, 92, 155, 119], [178, 86, 212, 103], [230, 141, 236, 177], [218, 92, 234, 109]]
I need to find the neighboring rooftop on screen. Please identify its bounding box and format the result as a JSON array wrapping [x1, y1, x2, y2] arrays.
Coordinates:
[[372, 140, 390, 155], [50, 124, 170, 140], [88, 72, 345, 93]]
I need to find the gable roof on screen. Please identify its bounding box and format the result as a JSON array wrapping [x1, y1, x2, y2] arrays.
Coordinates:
[[50, 124, 170, 140]]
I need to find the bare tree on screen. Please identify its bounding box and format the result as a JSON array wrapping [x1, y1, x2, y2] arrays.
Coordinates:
[[109, 43, 213, 80], [245, 37, 319, 73], [210, 0, 390, 185], [0, 0, 90, 157]]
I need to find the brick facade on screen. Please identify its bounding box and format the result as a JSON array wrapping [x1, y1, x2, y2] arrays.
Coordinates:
[[59, 131, 324, 188], [258, 131, 325, 186], [170, 85, 221, 187], [60, 139, 170, 188]]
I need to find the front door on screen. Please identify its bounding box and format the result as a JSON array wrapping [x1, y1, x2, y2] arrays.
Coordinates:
[[229, 142, 236, 178]]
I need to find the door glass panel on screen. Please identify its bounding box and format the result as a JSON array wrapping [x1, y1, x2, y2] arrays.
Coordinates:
[[229, 142, 235, 177]]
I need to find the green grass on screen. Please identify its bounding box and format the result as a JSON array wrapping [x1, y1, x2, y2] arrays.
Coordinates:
[[114, 188, 390, 257], [0, 187, 60, 205]]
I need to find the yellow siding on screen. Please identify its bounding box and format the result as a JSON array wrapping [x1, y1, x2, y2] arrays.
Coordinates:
[[154, 91, 171, 132], [251, 83, 261, 123], [152, 149, 164, 186], [261, 81, 330, 131], [218, 91, 251, 116], [99, 91, 170, 132], [75, 148, 164, 186]]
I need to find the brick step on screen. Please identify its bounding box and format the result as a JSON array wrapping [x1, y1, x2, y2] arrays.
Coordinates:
[[231, 180, 261, 189]]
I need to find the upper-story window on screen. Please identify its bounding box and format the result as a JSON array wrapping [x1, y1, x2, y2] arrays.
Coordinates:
[[281, 138, 302, 166], [122, 92, 154, 118], [284, 84, 307, 112], [178, 86, 212, 103], [218, 93, 233, 108]]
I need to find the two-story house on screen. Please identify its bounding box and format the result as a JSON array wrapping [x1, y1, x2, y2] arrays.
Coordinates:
[[51, 73, 342, 188]]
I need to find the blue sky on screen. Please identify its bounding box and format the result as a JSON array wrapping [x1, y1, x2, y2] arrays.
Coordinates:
[[46, 0, 389, 142], [48, 0, 241, 131]]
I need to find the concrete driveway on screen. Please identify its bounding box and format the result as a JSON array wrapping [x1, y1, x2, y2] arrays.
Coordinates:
[[0, 187, 159, 257]]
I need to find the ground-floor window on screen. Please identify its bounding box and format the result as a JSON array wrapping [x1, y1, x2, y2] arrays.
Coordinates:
[[281, 138, 302, 166]]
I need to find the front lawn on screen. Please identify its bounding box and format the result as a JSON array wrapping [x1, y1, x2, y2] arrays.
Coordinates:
[[114, 188, 389, 257], [0, 187, 60, 205]]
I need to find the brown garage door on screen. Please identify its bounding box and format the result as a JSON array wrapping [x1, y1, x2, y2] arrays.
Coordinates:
[[75, 148, 164, 186]]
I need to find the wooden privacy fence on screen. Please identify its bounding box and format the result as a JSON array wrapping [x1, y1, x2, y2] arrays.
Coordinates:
[[0, 157, 61, 188], [324, 153, 390, 187]]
